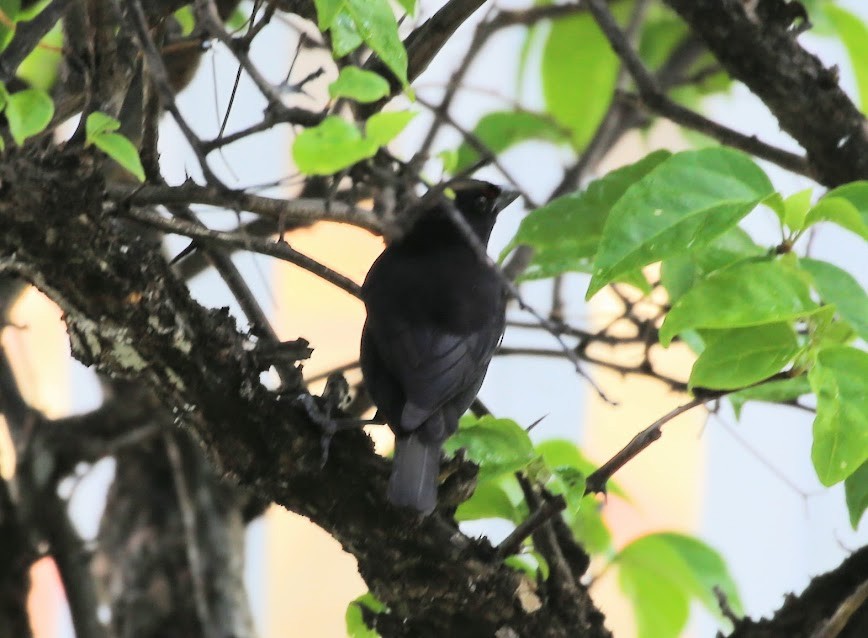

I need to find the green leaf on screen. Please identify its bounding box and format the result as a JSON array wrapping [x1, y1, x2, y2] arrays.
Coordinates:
[[174, 6, 195, 36], [328, 66, 390, 102], [317, 0, 405, 71], [620, 561, 689, 638], [660, 226, 763, 303], [504, 551, 549, 580], [536, 439, 597, 476], [292, 113, 413, 176], [444, 416, 537, 481], [454, 111, 567, 173], [0, 0, 20, 52], [16, 20, 63, 91], [804, 196, 868, 241], [225, 5, 250, 30], [345, 592, 385, 638], [91, 133, 146, 181], [293, 116, 371, 175], [659, 259, 818, 346], [85, 112, 145, 181], [345, 0, 408, 86], [395, 0, 415, 15], [569, 494, 612, 555], [5, 87, 53, 145], [510, 150, 671, 280], [638, 10, 688, 71], [763, 191, 786, 222], [85, 110, 120, 138], [542, 12, 618, 149], [536, 438, 627, 499], [517, 21, 544, 92], [587, 148, 774, 299], [314, 0, 343, 30], [729, 375, 811, 418], [330, 11, 363, 57], [617, 533, 742, 638], [783, 187, 813, 232], [689, 323, 799, 390], [814, 182, 868, 238], [455, 475, 525, 523], [438, 148, 458, 174], [825, 5, 868, 110], [800, 258, 868, 341], [16, 0, 43, 20], [845, 460, 868, 529], [809, 346, 868, 486], [547, 466, 586, 513], [365, 110, 415, 146], [807, 304, 855, 349]]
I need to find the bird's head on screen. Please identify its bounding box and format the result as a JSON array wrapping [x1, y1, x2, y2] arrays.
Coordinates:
[[448, 179, 519, 241], [451, 179, 519, 222], [390, 179, 519, 248]]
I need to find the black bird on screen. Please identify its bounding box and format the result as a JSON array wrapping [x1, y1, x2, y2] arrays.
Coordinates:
[[360, 180, 518, 514]]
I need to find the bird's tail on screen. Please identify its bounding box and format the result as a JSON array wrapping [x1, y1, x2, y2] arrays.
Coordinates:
[[388, 432, 440, 515]]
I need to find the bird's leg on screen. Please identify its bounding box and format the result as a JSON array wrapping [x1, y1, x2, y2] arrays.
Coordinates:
[[295, 374, 379, 467]]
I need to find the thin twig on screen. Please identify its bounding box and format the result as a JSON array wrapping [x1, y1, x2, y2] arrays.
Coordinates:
[[437, 199, 614, 403], [196, 0, 291, 112], [496, 493, 567, 559], [496, 346, 687, 393], [506, 319, 648, 346], [712, 413, 810, 500], [126, 0, 223, 185], [415, 95, 538, 208], [417, 4, 496, 158], [585, 391, 731, 494], [515, 474, 581, 600], [119, 206, 362, 297], [106, 181, 381, 233]]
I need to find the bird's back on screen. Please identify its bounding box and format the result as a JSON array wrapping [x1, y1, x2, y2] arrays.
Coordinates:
[[359, 182, 514, 512]]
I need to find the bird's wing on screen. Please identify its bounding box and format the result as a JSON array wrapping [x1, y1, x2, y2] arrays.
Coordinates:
[[366, 312, 502, 433]]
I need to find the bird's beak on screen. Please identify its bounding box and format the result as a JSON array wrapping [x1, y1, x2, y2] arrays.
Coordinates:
[[495, 189, 520, 214]]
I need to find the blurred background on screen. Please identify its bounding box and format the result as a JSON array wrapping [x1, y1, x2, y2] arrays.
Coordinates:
[[3, 1, 866, 636]]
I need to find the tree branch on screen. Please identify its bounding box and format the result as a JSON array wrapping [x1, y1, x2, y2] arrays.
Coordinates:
[[662, 0, 868, 187], [106, 181, 382, 234], [585, 0, 813, 178], [0, 0, 75, 83], [118, 206, 363, 297], [0, 145, 609, 638]]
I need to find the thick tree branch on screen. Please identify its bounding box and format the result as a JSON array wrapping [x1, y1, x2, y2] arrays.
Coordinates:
[[728, 545, 868, 638], [662, 0, 868, 187], [585, 0, 813, 177], [0, 146, 608, 637]]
